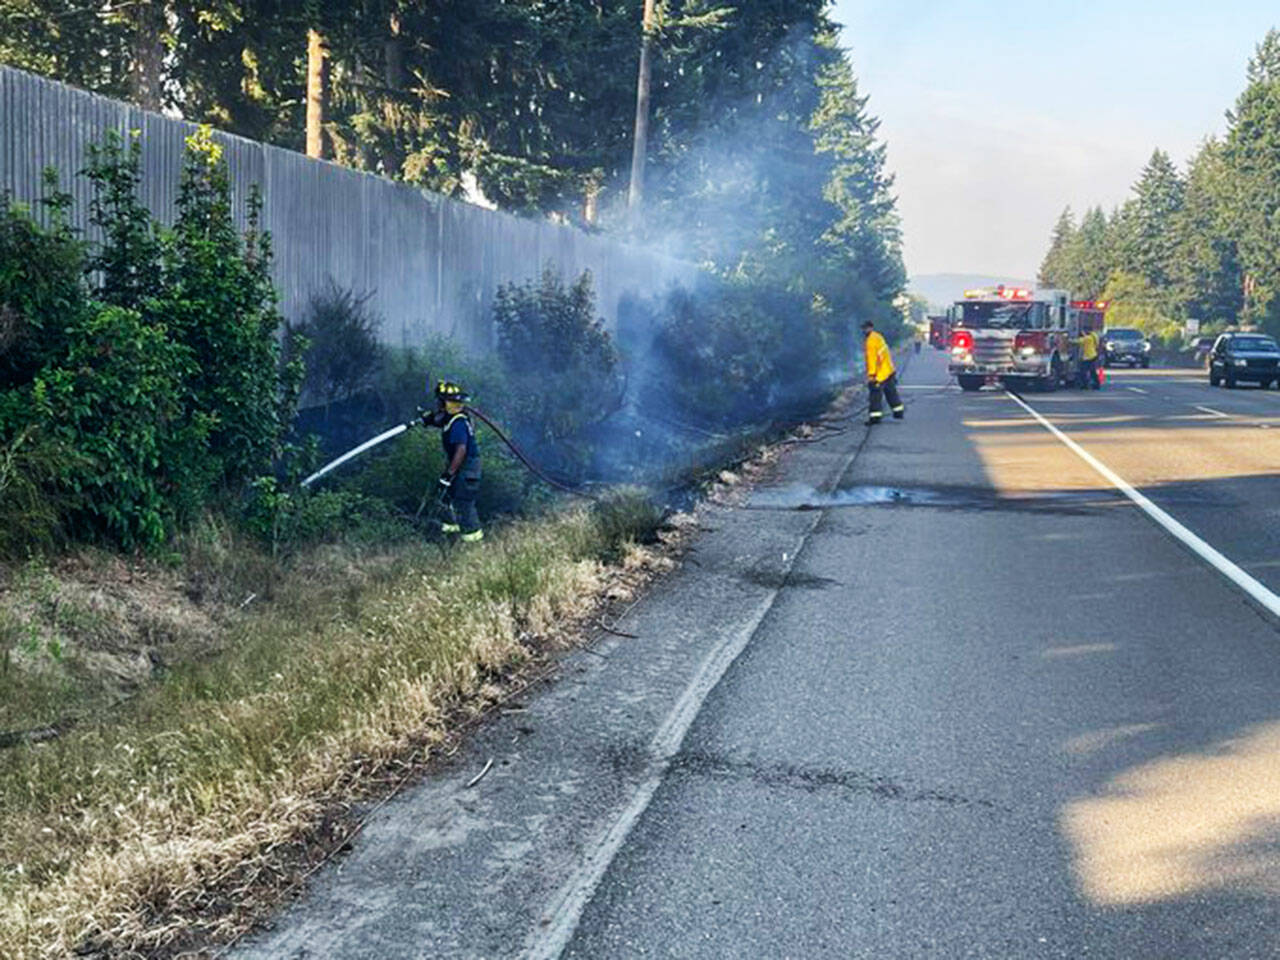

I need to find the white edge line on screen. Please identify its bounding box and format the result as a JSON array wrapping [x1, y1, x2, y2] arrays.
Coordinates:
[[1006, 391, 1280, 619], [522, 444, 854, 958], [1194, 405, 1229, 419], [1127, 387, 1148, 394], [521, 580, 797, 960], [524, 418, 877, 959]]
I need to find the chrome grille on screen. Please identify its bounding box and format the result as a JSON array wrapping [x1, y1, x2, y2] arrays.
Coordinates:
[[972, 335, 1013, 366]]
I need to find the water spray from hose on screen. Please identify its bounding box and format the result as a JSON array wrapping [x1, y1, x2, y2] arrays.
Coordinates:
[[300, 422, 414, 488], [298, 407, 600, 499]]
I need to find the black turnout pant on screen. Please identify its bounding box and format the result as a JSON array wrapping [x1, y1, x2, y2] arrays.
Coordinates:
[[447, 477, 482, 534], [868, 374, 903, 420], [1077, 358, 1099, 389]]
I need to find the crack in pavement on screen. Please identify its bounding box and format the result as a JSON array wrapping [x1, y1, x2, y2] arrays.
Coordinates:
[[670, 749, 1012, 813]]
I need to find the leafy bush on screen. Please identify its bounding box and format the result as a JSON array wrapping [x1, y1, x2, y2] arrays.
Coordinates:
[[288, 281, 383, 410], [242, 478, 411, 555], [18, 304, 211, 549], [0, 128, 302, 554], [84, 131, 162, 307], [0, 176, 85, 390], [0, 426, 85, 555], [632, 277, 834, 430], [161, 128, 300, 488], [493, 267, 624, 477]]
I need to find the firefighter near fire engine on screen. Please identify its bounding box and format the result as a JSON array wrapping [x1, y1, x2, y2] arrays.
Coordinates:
[[1070, 329, 1101, 390], [862, 320, 904, 426], [421, 380, 484, 542]]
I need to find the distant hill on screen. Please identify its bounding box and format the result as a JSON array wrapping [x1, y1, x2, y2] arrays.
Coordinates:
[[909, 273, 1036, 312]]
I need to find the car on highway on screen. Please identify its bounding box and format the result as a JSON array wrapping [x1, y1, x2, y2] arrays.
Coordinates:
[[1208, 332, 1280, 388], [1101, 327, 1151, 368]]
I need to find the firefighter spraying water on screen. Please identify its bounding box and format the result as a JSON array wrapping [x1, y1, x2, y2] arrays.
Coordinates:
[[419, 380, 484, 542], [299, 377, 600, 542]]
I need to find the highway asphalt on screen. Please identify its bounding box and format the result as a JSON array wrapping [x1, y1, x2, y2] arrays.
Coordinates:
[[236, 350, 1280, 959]]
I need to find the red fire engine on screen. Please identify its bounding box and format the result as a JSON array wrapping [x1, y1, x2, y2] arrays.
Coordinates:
[[928, 315, 950, 350], [946, 286, 1107, 391]]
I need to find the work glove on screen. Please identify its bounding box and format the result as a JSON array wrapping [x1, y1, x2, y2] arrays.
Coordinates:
[[418, 407, 439, 429], [438, 472, 454, 493]]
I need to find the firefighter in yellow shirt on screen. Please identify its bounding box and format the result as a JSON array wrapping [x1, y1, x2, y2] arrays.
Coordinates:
[[1071, 328, 1101, 390], [861, 319, 903, 426]]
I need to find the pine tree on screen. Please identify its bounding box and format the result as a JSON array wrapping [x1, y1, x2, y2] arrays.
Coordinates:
[[1225, 28, 1280, 335], [1172, 139, 1242, 325], [1038, 207, 1076, 288], [1123, 149, 1185, 292], [1068, 206, 1113, 299], [810, 31, 904, 310]]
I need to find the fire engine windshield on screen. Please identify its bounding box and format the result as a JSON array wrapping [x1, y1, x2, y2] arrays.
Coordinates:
[[956, 301, 1038, 329]]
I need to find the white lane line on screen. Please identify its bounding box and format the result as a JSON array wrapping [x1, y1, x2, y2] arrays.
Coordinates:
[[1127, 387, 1148, 394], [1195, 405, 1230, 419], [1006, 390, 1280, 621]]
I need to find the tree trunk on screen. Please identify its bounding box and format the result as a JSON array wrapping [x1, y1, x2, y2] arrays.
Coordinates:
[[306, 27, 330, 160], [627, 0, 658, 214], [583, 173, 602, 226], [129, 3, 167, 111], [384, 12, 405, 90]]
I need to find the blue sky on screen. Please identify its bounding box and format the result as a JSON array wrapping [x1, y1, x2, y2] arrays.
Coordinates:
[[830, 0, 1278, 280]]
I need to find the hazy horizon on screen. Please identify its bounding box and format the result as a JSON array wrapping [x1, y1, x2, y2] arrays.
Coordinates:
[[832, 1, 1278, 280]]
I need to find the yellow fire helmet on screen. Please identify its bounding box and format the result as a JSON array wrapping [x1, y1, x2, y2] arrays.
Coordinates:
[[434, 379, 471, 413]]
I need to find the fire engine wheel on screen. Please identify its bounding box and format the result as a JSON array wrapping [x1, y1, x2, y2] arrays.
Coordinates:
[[958, 375, 985, 392]]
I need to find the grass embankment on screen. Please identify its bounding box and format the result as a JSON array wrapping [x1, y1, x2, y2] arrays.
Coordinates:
[[0, 494, 666, 959]]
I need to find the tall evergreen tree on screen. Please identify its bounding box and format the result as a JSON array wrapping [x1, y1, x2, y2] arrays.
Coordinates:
[[1066, 206, 1113, 299], [1122, 149, 1184, 292], [1225, 28, 1280, 335], [1172, 139, 1242, 324], [810, 29, 904, 311], [1038, 207, 1076, 288]]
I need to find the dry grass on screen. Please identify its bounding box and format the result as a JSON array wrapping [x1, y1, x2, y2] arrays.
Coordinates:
[[0, 496, 667, 959]]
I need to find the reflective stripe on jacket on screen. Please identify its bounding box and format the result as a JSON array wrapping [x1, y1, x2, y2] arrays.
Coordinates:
[[864, 330, 895, 384]]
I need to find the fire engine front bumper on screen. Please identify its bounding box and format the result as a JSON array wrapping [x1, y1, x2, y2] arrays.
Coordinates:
[[948, 362, 1050, 378]]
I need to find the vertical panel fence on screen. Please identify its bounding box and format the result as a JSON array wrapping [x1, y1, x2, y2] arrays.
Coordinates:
[[0, 66, 697, 350]]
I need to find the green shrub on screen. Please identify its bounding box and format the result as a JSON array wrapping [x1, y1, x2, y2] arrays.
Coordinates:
[[21, 304, 212, 549], [160, 127, 300, 489], [635, 277, 831, 430], [0, 426, 85, 555], [493, 267, 624, 477], [0, 176, 86, 390], [242, 477, 412, 555], [288, 281, 383, 410], [0, 128, 303, 554], [84, 130, 163, 307]]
